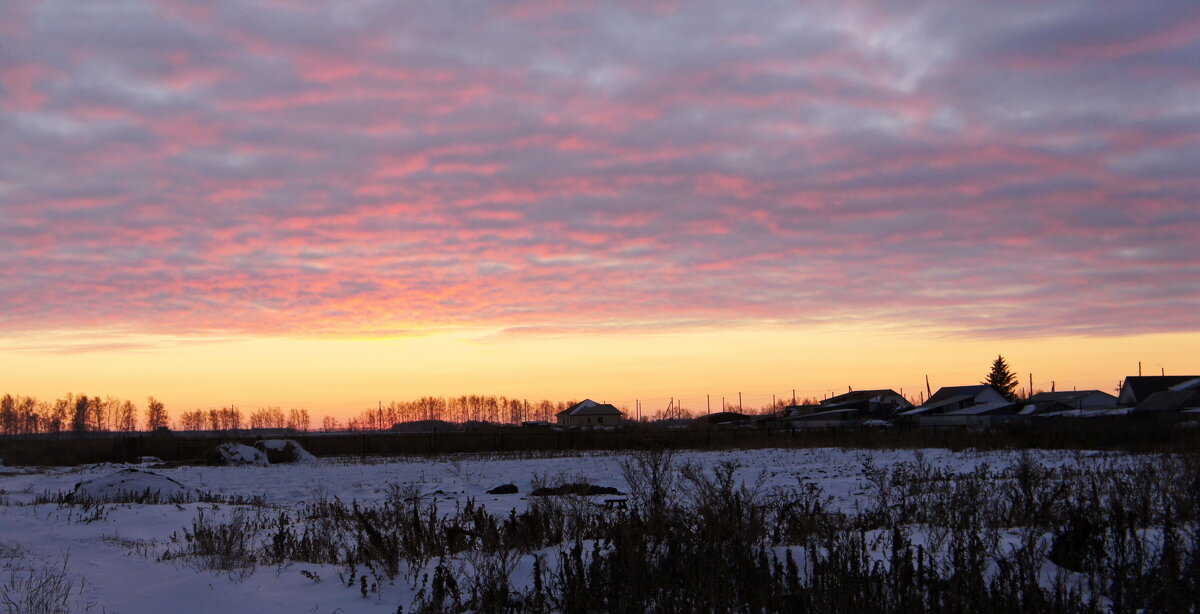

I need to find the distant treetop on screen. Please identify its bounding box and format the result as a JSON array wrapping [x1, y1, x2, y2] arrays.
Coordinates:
[[983, 355, 1019, 401]]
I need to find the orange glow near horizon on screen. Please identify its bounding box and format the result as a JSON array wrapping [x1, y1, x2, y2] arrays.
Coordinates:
[[2, 326, 1196, 423]]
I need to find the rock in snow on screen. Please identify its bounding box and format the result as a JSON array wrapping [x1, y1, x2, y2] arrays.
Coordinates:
[[207, 442, 269, 467], [69, 468, 197, 503], [253, 439, 318, 464], [487, 483, 519, 494]]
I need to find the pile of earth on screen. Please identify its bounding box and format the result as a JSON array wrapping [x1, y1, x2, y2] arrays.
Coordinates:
[[206, 442, 269, 467], [254, 439, 318, 464], [206, 440, 318, 466], [67, 468, 197, 503]]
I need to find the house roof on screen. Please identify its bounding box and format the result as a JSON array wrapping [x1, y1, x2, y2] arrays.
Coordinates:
[[925, 385, 992, 406], [820, 389, 911, 409], [556, 399, 622, 417], [899, 394, 973, 416], [1120, 376, 1200, 404], [822, 389, 896, 404], [1135, 390, 1200, 413]]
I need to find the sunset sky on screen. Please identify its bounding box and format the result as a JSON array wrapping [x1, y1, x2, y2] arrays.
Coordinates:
[[2, 1, 1198, 419]]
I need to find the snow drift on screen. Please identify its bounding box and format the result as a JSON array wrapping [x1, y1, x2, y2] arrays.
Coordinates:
[[207, 443, 269, 467], [253, 439, 318, 464], [68, 468, 197, 503]]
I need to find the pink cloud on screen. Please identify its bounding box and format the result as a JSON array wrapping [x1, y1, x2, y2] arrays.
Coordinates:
[[0, 0, 1197, 341]]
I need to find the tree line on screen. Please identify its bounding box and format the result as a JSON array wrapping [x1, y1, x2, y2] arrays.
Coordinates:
[[339, 395, 579, 430], [0, 393, 311, 435], [0, 393, 167, 435], [0, 391, 832, 437]]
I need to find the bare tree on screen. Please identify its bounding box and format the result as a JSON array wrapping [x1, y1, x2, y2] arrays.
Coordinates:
[[145, 397, 168, 431], [287, 408, 309, 431], [116, 400, 137, 432], [178, 409, 207, 431], [321, 415, 339, 431], [0, 394, 15, 435]]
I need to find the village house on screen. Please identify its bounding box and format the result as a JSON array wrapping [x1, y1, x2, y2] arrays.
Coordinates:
[[784, 388, 912, 427], [817, 389, 913, 415], [900, 385, 1015, 418], [1120, 376, 1200, 414], [1118, 375, 1200, 406], [555, 399, 623, 428]]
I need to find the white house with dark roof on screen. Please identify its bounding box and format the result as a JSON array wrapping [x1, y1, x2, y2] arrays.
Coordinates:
[[556, 399, 623, 428]]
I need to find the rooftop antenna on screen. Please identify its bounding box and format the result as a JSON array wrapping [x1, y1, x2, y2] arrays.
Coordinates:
[[925, 375, 932, 397]]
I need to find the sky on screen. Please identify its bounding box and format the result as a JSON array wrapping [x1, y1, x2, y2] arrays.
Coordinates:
[[1, 0, 1198, 418]]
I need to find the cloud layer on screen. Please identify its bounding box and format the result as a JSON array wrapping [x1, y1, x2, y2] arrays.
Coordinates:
[[2, 0, 1198, 338]]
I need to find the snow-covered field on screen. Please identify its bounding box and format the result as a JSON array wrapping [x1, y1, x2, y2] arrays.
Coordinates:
[[0, 447, 1167, 612]]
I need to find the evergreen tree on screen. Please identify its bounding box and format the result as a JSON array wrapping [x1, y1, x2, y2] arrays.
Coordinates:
[[983, 354, 1019, 401]]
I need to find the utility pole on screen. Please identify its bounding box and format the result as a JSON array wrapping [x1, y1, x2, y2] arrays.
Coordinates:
[[1139, 361, 1142, 376], [792, 389, 796, 405], [738, 392, 742, 411], [706, 394, 710, 415]]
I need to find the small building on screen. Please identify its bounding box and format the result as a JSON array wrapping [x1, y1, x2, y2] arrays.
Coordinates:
[[556, 399, 623, 428], [901, 385, 1014, 418], [1118, 376, 1200, 406], [1134, 389, 1200, 413], [818, 389, 913, 416], [1130, 377, 1200, 414]]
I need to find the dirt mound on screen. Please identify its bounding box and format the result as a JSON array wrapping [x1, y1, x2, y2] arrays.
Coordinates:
[[207, 443, 269, 467], [253, 439, 317, 464], [69, 468, 197, 503]]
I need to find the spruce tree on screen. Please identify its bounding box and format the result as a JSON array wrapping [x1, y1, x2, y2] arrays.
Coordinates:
[[983, 355, 1020, 401]]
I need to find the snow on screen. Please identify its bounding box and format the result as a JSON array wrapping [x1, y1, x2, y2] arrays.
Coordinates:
[[254, 439, 318, 463], [69, 468, 197, 502], [0, 447, 1154, 612], [209, 442, 268, 467]]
